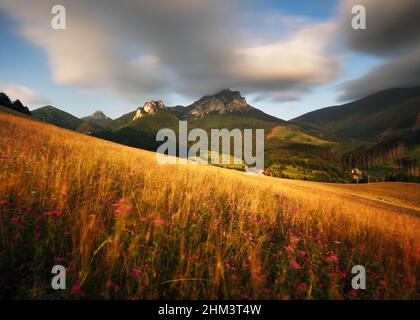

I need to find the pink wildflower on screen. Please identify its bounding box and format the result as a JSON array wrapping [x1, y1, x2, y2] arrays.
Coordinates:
[[71, 282, 80, 294], [10, 217, 19, 225], [229, 274, 239, 282], [131, 268, 141, 278], [284, 245, 294, 252], [290, 237, 300, 243], [289, 260, 301, 270], [113, 198, 125, 207], [153, 217, 166, 226], [326, 255, 339, 264]]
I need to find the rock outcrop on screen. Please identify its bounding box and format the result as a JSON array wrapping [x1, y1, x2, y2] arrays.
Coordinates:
[[187, 89, 251, 118], [133, 100, 165, 120]]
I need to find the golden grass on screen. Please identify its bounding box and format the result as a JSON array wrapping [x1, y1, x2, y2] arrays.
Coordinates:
[[0, 112, 419, 299]]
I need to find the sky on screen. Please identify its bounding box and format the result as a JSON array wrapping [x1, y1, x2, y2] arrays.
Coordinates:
[[0, 0, 419, 120]]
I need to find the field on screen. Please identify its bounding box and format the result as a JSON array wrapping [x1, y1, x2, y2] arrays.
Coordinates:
[[0, 111, 419, 299], [267, 124, 331, 145]]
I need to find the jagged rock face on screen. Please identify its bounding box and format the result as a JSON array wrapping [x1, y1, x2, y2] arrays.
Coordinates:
[[188, 89, 250, 118], [133, 100, 165, 120], [133, 109, 143, 121]]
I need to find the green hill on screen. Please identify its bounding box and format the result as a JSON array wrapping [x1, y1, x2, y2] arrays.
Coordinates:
[[81, 110, 113, 128], [291, 87, 420, 142], [96, 90, 287, 151], [17, 88, 420, 183], [267, 124, 333, 145], [96, 108, 181, 150], [32, 105, 82, 130]]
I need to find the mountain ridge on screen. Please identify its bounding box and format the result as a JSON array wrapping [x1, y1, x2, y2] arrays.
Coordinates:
[[292, 86, 420, 142], [3, 86, 419, 182]]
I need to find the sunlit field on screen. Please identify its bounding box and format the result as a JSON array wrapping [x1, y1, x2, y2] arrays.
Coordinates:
[[0, 112, 419, 299]]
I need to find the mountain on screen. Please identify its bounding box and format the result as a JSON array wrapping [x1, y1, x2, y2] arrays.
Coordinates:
[[177, 89, 252, 118], [173, 89, 282, 129], [82, 110, 113, 127], [32, 105, 82, 130], [291, 87, 420, 142], [3, 87, 418, 182], [9, 89, 341, 181], [109, 100, 169, 130], [290, 87, 420, 181], [98, 90, 343, 179], [0, 92, 31, 116], [96, 100, 180, 150], [95, 90, 287, 151], [32, 106, 110, 134]]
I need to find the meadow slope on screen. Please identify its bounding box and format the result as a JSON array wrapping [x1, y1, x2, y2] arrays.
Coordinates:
[[0, 112, 419, 299]]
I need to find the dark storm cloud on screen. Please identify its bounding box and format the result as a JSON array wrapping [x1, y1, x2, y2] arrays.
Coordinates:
[[340, 0, 420, 100]]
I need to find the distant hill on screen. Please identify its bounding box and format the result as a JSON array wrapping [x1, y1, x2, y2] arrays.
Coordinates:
[[289, 87, 420, 181], [82, 110, 113, 128], [267, 124, 332, 145], [28, 90, 291, 152], [291, 87, 420, 142], [6, 87, 418, 182], [0, 92, 31, 116], [32, 106, 111, 134], [5, 89, 356, 182], [97, 101, 180, 151], [95, 90, 288, 151], [32, 105, 82, 130]]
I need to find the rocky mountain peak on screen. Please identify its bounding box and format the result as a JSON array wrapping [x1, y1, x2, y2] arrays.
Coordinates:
[[188, 89, 250, 118], [90, 110, 109, 120], [133, 100, 165, 120]]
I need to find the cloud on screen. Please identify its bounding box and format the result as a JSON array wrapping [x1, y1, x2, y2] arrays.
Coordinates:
[[0, 0, 341, 104], [339, 0, 420, 100], [235, 22, 340, 101], [340, 48, 420, 100], [1, 83, 49, 106]]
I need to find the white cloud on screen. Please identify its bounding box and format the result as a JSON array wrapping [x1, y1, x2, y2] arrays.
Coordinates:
[[1, 83, 49, 106], [235, 22, 340, 99]]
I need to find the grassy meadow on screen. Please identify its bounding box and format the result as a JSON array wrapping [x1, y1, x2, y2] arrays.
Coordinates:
[[0, 112, 419, 299]]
